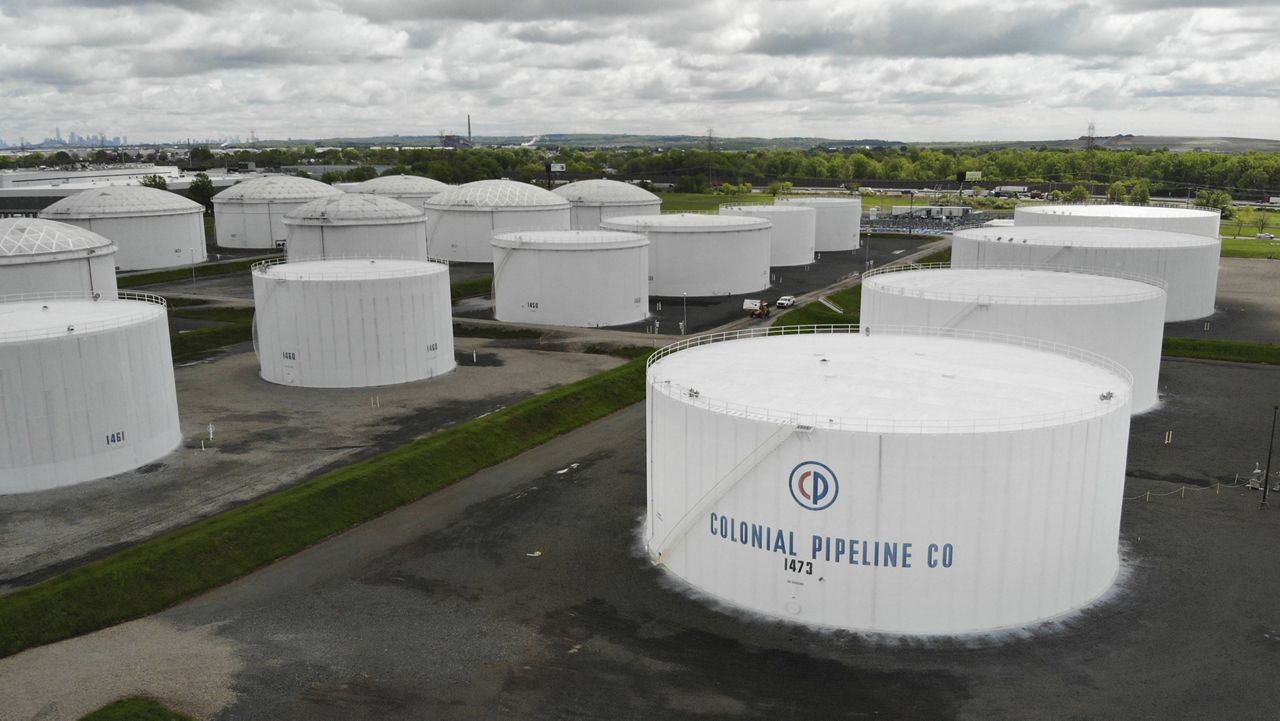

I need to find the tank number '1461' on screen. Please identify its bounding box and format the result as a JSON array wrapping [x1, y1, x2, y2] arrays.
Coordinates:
[[105, 431, 125, 445], [784, 558, 813, 575]]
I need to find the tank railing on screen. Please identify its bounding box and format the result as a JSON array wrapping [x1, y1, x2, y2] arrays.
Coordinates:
[[490, 228, 648, 245], [776, 195, 862, 204], [860, 262, 1168, 304], [1026, 200, 1223, 215], [0, 292, 168, 342], [252, 254, 451, 280], [0, 289, 166, 306], [717, 202, 782, 211]]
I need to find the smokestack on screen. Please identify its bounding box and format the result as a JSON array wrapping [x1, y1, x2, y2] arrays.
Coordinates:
[[467, 114, 472, 142]]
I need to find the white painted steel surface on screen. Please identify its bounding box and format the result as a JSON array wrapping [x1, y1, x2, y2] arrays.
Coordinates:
[[601, 213, 771, 297], [425, 180, 571, 263], [345, 175, 450, 211], [283, 194, 427, 261], [0, 293, 181, 494], [553, 179, 662, 229], [952, 226, 1220, 321], [252, 258, 455, 388], [1015, 204, 1221, 239], [646, 327, 1132, 635], [861, 266, 1167, 412], [41, 186, 206, 271], [720, 204, 816, 267], [491, 230, 649, 327], [213, 176, 342, 249], [0, 218, 118, 298], [775, 196, 862, 251]]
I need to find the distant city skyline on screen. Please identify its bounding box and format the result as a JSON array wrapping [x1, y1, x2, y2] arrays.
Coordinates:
[[1, 0, 1277, 145]]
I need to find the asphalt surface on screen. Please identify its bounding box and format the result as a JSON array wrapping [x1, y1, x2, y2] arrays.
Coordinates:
[[3, 357, 1263, 720], [1164, 257, 1280, 342]]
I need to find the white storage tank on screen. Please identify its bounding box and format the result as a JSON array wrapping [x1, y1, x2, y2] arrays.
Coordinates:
[[1015, 204, 1221, 239], [0, 293, 181, 494], [952, 225, 1220, 321], [39, 186, 207, 271], [774, 196, 862, 251], [600, 213, 771, 297], [213, 176, 343, 249], [252, 258, 455, 388], [491, 230, 648, 327], [861, 266, 1167, 413], [424, 180, 571, 263], [983, 218, 1015, 227], [344, 174, 450, 211], [283, 193, 427, 261], [646, 327, 1132, 635], [720, 204, 816, 267], [0, 218, 119, 299], [552, 179, 662, 230]]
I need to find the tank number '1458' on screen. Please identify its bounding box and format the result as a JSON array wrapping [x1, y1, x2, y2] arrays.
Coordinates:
[[105, 431, 125, 446], [784, 558, 813, 575]]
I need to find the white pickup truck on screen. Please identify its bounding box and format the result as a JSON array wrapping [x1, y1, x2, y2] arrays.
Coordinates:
[[775, 295, 797, 308]]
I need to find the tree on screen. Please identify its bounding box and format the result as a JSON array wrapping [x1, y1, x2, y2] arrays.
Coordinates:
[[1106, 181, 1127, 203], [767, 180, 793, 196], [1067, 185, 1090, 202], [189, 146, 215, 166], [140, 174, 168, 190], [188, 172, 216, 211], [294, 169, 313, 179], [1129, 180, 1151, 204], [1258, 211, 1270, 235], [342, 165, 378, 182], [1194, 189, 1234, 219], [320, 171, 344, 184], [51, 151, 73, 166]]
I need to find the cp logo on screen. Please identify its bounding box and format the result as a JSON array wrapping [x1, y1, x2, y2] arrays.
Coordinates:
[[788, 461, 839, 511]]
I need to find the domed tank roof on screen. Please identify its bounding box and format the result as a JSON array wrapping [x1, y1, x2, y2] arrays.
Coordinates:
[[40, 185, 203, 219], [282, 193, 426, 226], [553, 179, 661, 206], [0, 217, 116, 260], [353, 174, 451, 196], [212, 175, 343, 204], [426, 179, 570, 211]]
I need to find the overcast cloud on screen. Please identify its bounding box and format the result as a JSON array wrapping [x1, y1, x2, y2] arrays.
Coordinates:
[[0, 0, 1276, 143]]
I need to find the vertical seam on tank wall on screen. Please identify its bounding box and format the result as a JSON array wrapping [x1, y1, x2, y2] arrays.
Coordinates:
[[871, 433, 883, 628]]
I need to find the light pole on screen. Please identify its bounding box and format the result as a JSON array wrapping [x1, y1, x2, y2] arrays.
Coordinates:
[[907, 190, 916, 236], [1261, 405, 1278, 510], [682, 292, 687, 335]]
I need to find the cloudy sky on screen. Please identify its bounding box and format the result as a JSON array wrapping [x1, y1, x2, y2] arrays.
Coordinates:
[[1, 0, 1277, 144]]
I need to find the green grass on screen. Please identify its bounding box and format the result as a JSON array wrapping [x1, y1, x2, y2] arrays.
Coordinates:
[[81, 697, 193, 721], [1163, 337, 1280, 365], [773, 285, 862, 327], [450, 275, 493, 302], [0, 355, 650, 659], [452, 322, 543, 339], [1220, 237, 1280, 258], [914, 246, 953, 265], [118, 255, 281, 288], [657, 192, 772, 212], [168, 307, 255, 362], [170, 306, 254, 323]]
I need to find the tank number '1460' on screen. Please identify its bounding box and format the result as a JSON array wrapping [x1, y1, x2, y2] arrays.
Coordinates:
[[784, 558, 813, 575]]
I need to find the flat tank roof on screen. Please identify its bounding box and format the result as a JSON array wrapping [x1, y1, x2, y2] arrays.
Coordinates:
[[0, 217, 115, 260], [283, 193, 425, 226], [0, 296, 164, 342], [40, 185, 203, 218], [354, 174, 450, 195], [864, 267, 1165, 305], [212, 176, 342, 204], [604, 213, 771, 232], [649, 331, 1129, 433], [553, 179, 661, 206], [955, 225, 1217, 249], [719, 204, 810, 216], [776, 196, 861, 206], [492, 229, 648, 251], [1019, 204, 1219, 220], [426, 179, 570, 210], [253, 257, 447, 281]]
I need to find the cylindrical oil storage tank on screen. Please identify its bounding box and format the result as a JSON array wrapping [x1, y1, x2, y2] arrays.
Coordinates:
[[0, 218, 119, 299], [491, 230, 649, 327], [983, 218, 1015, 227], [774, 196, 862, 251], [212, 176, 343, 249], [345, 174, 451, 212], [861, 266, 1167, 413], [0, 293, 181, 494], [1015, 204, 1220, 239], [952, 226, 1220, 321], [251, 258, 455, 388], [424, 180, 571, 263], [552, 179, 662, 230], [720, 204, 816, 267], [646, 327, 1132, 635], [283, 194, 427, 261], [39, 186, 207, 271], [601, 213, 771, 297]]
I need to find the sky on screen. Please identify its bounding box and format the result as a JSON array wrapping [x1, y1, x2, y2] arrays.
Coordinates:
[[1, 0, 1277, 144]]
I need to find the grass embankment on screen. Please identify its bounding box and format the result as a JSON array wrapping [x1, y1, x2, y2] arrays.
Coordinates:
[[657, 192, 771, 212], [118, 255, 281, 289], [1220, 237, 1280, 259], [773, 285, 862, 327], [168, 306, 255, 363], [0, 354, 651, 658], [450, 275, 492, 302], [81, 697, 193, 721], [1163, 337, 1280, 365]]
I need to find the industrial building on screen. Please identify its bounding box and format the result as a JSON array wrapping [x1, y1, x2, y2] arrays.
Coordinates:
[[251, 258, 455, 388], [39, 186, 207, 271], [645, 328, 1132, 635], [860, 266, 1167, 412], [425, 180, 571, 263], [1014, 204, 1221, 239], [552, 179, 662, 230], [0, 218, 118, 298], [719, 204, 816, 267], [491, 230, 649, 327], [283, 194, 427, 261], [952, 226, 1220, 321], [212, 176, 342, 249], [601, 213, 772, 297], [890, 205, 971, 219], [0, 293, 181, 494], [774, 196, 861, 251], [342, 174, 451, 211]]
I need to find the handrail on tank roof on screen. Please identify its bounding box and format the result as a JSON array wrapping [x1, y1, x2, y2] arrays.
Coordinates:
[[0, 289, 165, 306], [861, 261, 1168, 290], [1027, 200, 1223, 215], [252, 254, 450, 280], [0, 291, 168, 342]]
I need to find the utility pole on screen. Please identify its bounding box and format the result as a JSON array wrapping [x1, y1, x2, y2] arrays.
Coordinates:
[[706, 127, 714, 190], [1261, 405, 1278, 510]]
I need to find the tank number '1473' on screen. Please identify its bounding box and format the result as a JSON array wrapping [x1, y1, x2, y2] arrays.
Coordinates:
[[105, 431, 125, 446], [784, 558, 813, 575]]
